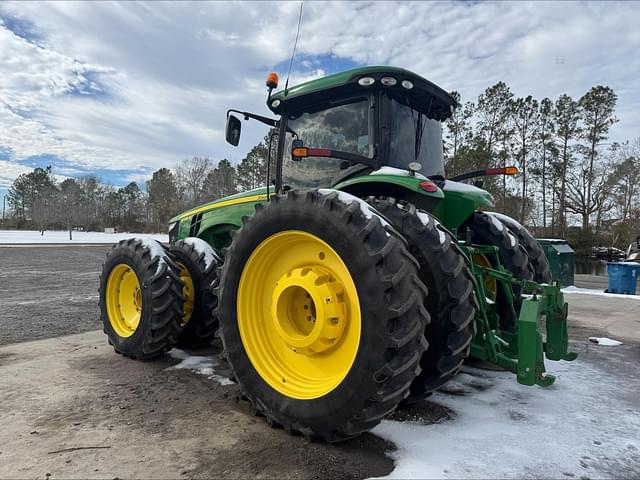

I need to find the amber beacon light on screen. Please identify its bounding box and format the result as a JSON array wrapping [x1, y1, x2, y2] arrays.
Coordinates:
[[266, 72, 279, 89]]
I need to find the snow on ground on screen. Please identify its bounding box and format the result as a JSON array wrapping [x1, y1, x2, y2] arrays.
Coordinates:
[[0, 229, 168, 244], [167, 343, 639, 479], [563, 285, 640, 300], [168, 349, 234, 386], [373, 360, 640, 479], [589, 337, 624, 346]]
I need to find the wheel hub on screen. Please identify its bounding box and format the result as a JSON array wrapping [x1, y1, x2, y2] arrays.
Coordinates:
[[177, 262, 195, 326], [271, 266, 346, 356], [106, 263, 142, 337]]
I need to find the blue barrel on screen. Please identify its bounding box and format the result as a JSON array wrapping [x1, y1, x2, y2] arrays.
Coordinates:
[[606, 262, 640, 294]]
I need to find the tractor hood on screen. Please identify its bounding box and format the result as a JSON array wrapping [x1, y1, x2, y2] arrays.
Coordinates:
[[268, 66, 456, 121]]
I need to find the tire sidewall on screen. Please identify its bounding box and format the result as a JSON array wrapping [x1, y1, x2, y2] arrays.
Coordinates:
[[168, 245, 207, 327], [100, 248, 155, 356], [219, 196, 406, 432]]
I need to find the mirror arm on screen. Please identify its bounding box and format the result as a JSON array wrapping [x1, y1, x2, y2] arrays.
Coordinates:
[[227, 109, 278, 128], [226, 109, 296, 136]]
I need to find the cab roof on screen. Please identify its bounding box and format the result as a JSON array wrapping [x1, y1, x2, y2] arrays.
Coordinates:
[[268, 66, 456, 121]]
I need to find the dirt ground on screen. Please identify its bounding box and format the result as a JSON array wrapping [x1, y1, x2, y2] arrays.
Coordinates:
[[0, 245, 638, 479], [0, 332, 398, 479]]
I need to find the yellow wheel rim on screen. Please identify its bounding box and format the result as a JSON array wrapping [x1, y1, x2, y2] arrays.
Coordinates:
[[473, 253, 497, 299], [106, 263, 143, 338], [177, 261, 195, 326], [237, 230, 361, 400]]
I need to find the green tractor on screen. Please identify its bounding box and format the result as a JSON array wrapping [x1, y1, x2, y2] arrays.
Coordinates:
[[99, 66, 576, 442]]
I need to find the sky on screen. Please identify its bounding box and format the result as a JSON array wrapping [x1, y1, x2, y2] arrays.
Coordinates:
[[1, 1, 639, 202]]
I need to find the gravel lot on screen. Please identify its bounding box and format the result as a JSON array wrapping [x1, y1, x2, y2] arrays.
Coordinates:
[[0, 245, 105, 345]]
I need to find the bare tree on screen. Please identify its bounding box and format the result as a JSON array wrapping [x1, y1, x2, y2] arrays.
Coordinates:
[[176, 157, 212, 208]]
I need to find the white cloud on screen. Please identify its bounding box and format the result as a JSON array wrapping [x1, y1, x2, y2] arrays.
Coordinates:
[[0, 1, 638, 188], [0, 160, 31, 188]]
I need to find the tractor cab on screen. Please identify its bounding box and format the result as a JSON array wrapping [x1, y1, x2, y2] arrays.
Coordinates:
[[267, 66, 453, 189], [226, 67, 512, 227], [227, 66, 454, 191]]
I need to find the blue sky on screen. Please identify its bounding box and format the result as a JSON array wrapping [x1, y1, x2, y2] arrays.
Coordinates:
[[1, 1, 639, 202]]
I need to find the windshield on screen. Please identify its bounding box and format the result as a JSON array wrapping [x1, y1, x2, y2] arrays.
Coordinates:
[[282, 97, 372, 189], [384, 94, 445, 178]]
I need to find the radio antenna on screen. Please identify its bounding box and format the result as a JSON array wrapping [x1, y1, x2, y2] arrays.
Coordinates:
[[284, 2, 304, 97]]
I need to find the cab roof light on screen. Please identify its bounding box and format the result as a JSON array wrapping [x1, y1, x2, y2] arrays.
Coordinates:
[[358, 76, 375, 86], [380, 76, 397, 86]]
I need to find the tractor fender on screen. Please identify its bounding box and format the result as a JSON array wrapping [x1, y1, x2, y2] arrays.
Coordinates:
[[434, 180, 495, 230], [333, 173, 443, 213]]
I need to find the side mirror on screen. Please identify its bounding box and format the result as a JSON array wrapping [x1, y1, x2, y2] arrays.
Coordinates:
[[225, 115, 242, 146], [291, 139, 304, 161]]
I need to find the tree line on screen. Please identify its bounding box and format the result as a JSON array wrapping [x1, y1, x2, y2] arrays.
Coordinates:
[[4, 136, 273, 235], [3, 82, 639, 252], [444, 83, 639, 252]]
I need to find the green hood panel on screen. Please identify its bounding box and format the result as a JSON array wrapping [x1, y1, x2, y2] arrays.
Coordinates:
[[170, 187, 269, 223]]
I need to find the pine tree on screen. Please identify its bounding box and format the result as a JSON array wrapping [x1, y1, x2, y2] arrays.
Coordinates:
[[572, 86, 618, 231], [553, 94, 581, 237], [147, 168, 179, 231], [536, 98, 555, 234], [237, 141, 269, 192], [510, 95, 539, 223], [475, 82, 513, 168], [444, 91, 475, 176], [203, 159, 237, 199]]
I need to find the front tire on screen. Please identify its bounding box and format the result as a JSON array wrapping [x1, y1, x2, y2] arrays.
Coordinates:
[[485, 212, 552, 284], [214, 189, 429, 441], [168, 238, 221, 348], [100, 238, 184, 360], [462, 212, 534, 330]]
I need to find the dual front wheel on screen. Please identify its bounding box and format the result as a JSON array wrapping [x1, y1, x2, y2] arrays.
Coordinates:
[[100, 237, 220, 359]]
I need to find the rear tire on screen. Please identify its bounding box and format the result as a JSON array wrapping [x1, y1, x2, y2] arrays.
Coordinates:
[[168, 238, 221, 348], [367, 197, 477, 401], [214, 189, 429, 441], [100, 238, 184, 360], [462, 212, 534, 330], [486, 212, 552, 284]]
